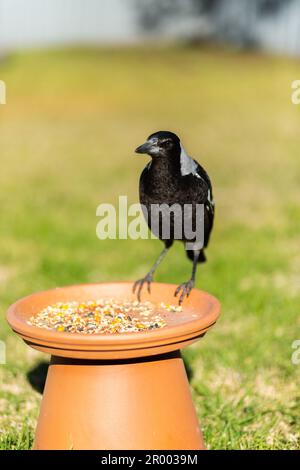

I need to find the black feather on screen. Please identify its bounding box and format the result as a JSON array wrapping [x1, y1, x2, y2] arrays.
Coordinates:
[[134, 130, 215, 304], [138, 131, 214, 256]]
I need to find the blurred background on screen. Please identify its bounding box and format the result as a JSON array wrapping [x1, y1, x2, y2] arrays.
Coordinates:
[[0, 0, 300, 450], [1, 0, 300, 54]]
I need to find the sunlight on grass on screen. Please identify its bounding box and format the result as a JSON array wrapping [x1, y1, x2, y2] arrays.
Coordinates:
[[0, 46, 300, 449]]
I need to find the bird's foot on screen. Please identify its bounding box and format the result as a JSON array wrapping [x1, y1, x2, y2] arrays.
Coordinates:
[[133, 273, 153, 302], [174, 279, 194, 305]]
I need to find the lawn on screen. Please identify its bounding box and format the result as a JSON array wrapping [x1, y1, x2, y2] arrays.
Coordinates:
[[0, 46, 300, 450]]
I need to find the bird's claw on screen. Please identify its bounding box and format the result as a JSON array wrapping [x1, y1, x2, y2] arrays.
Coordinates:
[[174, 280, 194, 305], [133, 274, 153, 302]]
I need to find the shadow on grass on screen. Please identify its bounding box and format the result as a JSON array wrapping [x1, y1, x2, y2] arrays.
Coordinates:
[[183, 356, 193, 381], [27, 361, 49, 394]]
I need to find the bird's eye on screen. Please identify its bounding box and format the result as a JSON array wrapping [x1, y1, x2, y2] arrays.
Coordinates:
[[161, 139, 172, 148]]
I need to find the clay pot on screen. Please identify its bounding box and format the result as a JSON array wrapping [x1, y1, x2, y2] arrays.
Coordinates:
[[6, 282, 220, 450]]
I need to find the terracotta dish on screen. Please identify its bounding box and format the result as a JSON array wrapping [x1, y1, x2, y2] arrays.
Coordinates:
[[7, 282, 221, 450]]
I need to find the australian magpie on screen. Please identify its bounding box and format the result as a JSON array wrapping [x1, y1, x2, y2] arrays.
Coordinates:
[[133, 131, 215, 305]]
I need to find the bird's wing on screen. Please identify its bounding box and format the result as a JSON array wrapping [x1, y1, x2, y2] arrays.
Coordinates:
[[193, 159, 215, 249], [180, 144, 215, 212], [194, 160, 215, 213], [180, 145, 215, 251]]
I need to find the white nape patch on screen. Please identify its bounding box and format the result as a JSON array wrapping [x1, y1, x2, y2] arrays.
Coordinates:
[[180, 144, 203, 181], [180, 144, 197, 176]]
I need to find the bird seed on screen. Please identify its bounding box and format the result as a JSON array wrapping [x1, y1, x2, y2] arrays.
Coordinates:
[[27, 299, 182, 334]]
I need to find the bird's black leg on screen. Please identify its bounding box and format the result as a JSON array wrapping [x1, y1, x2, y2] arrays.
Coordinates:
[[133, 246, 170, 302], [175, 250, 200, 305]]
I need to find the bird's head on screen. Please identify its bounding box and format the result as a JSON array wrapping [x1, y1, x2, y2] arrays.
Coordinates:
[[135, 131, 181, 159]]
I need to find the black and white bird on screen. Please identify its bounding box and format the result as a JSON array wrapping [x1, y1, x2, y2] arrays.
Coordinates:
[[133, 131, 215, 304]]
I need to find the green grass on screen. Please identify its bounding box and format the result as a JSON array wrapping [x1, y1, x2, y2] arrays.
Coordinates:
[[0, 45, 300, 449]]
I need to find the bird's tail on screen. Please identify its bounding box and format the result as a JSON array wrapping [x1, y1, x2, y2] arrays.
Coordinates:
[[187, 249, 207, 263]]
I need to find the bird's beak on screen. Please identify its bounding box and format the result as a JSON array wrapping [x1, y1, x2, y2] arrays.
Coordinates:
[[135, 141, 153, 155]]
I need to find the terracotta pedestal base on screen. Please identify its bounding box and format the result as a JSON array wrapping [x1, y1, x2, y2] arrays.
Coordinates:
[[7, 282, 220, 450], [34, 352, 203, 450]]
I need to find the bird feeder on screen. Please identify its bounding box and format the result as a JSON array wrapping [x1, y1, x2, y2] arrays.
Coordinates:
[[6, 282, 220, 450]]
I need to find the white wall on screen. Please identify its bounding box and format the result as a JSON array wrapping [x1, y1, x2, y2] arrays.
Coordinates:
[[0, 0, 137, 49], [256, 0, 300, 56]]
